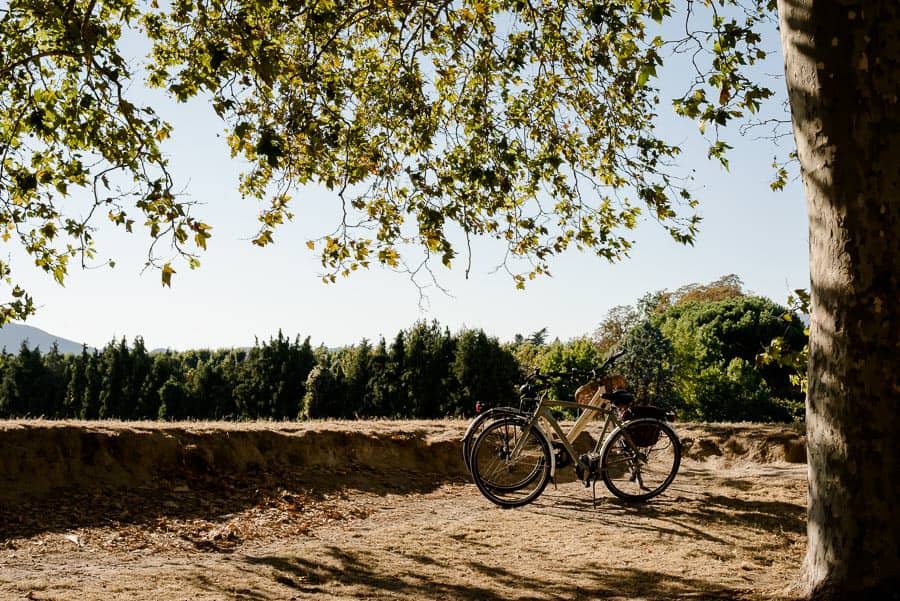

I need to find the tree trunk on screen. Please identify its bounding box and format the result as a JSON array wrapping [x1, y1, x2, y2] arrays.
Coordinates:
[[777, 1, 900, 598]]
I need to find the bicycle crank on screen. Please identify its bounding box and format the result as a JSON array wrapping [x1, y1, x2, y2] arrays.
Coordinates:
[[575, 452, 601, 488]]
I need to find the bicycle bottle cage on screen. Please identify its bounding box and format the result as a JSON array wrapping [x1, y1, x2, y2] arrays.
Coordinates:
[[601, 389, 635, 407]]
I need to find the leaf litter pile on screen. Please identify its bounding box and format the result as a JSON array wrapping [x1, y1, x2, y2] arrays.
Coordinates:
[[0, 421, 808, 600], [1, 468, 375, 555]]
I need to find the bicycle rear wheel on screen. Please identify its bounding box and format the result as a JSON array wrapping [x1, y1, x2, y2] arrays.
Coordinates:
[[600, 418, 681, 502], [470, 417, 551, 508]]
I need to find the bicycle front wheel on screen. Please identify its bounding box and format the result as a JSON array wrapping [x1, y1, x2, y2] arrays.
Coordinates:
[[470, 417, 551, 508], [462, 407, 525, 475], [600, 418, 681, 502]]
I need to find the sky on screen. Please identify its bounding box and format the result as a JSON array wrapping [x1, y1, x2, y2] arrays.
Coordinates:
[[9, 8, 809, 351]]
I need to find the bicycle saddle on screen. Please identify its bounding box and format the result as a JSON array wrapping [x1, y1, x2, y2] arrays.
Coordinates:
[[601, 389, 635, 407]]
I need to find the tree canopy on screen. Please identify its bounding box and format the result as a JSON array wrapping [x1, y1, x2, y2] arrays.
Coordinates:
[[654, 294, 806, 420], [1, 0, 780, 321], [590, 277, 807, 421]]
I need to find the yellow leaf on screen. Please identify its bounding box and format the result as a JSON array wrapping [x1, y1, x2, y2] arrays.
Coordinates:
[[161, 263, 175, 287], [253, 231, 273, 247]]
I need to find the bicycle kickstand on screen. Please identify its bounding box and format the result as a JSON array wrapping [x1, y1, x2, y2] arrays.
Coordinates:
[[591, 479, 598, 509]]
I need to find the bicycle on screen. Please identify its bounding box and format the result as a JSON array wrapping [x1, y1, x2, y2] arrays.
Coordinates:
[[461, 351, 625, 476], [466, 354, 682, 508]]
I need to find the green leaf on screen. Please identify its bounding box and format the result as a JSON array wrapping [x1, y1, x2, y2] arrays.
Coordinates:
[[637, 64, 656, 87]]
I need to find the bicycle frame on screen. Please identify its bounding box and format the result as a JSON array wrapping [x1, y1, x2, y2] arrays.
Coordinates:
[[511, 392, 630, 478]]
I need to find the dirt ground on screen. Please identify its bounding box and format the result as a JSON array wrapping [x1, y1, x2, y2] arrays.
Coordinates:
[[0, 421, 807, 600]]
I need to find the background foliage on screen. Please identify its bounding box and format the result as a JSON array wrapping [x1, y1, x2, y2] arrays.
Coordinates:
[[0, 322, 520, 420], [0, 277, 807, 422]]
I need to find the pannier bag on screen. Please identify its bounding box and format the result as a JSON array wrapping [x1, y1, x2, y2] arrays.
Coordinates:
[[621, 405, 671, 447]]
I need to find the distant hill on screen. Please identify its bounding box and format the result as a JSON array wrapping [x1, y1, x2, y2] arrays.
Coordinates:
[[0, 323, 93, 354]]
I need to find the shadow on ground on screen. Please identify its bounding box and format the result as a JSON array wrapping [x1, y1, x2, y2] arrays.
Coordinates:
[[215, 544, 762, 601]]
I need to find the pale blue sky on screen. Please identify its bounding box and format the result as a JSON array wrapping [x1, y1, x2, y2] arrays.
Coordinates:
[[11, 9, 808, 350]]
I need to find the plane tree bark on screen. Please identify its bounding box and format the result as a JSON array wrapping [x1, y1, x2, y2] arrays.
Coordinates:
[[777, 1, 900, 598]]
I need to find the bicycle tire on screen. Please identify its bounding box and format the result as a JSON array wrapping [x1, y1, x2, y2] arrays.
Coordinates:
[[464, 408, 546, 494], [470, 416, 552, 508], [600, 418, 681, 502], [466, 411, 557, 494]]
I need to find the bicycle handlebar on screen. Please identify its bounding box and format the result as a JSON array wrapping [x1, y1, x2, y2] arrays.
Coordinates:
[[521, 349, 626, 389], [597, 349, 626, 372]]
